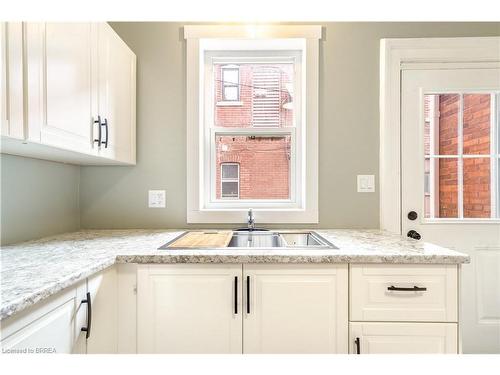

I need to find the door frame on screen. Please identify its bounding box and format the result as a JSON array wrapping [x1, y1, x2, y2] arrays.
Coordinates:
[[379, 37, 500, 233]]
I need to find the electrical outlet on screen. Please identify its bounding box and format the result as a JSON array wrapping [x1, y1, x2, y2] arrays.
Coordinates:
[[148, 190, 166, 208], [357, 175, 375, 193]]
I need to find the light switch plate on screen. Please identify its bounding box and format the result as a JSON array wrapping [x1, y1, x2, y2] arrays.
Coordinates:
[[357, 175, 375, 193], [148, 190, 166, 208]]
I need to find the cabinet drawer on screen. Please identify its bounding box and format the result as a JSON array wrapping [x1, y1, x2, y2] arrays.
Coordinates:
[[349, 322, 458, 354], [350, 264, 457, 322]]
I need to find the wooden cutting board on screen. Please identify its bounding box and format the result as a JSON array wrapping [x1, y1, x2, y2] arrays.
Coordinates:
[[168, 231, 233, 248]]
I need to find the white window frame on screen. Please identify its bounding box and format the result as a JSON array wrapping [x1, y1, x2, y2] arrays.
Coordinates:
[[220, 163, 240, 199], [185, 25, 321, 224]]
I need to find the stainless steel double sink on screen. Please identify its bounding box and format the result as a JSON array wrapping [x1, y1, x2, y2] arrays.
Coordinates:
[[160, 230, 337, 250]]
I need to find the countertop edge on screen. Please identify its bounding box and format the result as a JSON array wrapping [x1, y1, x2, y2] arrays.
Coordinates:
[[1, 253, 469, 321]]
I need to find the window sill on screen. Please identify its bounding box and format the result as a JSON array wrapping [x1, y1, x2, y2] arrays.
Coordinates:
[[216, 101, 243, 107]]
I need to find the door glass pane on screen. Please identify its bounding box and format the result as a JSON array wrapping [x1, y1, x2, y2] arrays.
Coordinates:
[[424, 94, 459, 156], [463, 158, 491, 218], [216, 135, 291, 200], [424, 157, 459, 219], [463, 94, 491, 155]]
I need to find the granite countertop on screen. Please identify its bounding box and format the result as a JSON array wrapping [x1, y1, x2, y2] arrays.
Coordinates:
[[0, 229, 469, 321]]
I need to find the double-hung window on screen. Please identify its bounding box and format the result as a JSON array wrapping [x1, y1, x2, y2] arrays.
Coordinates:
[[185, 26, 321, 223]]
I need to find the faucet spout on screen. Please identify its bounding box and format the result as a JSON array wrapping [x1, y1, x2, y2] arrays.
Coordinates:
[[247, 208, 255, 230]]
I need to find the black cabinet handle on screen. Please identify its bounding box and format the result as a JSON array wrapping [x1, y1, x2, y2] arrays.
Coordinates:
[[387, 285, 427, 292], [234, 276, 238, 315], [246, 276, 250, 314], [101, 118, 109, 148], [93, 116, 101, 146], [355, 337, 360, 354], [81, 292, 92, 339]]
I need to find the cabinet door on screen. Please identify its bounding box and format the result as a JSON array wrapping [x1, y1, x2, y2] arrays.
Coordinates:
[[36, 23, 97, 154], [349, 322, 458, 354], [243, 264, 348, 354], [1, 22, 24, 139], [137, 264, 242, 354], [1, 287, 81, 354], [86, 267, 118, 354], [97, 23, 136, 164]]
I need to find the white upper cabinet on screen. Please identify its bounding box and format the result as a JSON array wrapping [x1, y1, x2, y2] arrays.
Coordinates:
[[1, 22, 136, 165], [1, 22, 24, 140], [38, 23, 96, 154], [96, 23, 136, 164], [243, 264, 348, 354]]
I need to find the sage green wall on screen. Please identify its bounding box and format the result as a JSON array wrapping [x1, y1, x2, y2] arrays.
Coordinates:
[[75, 22, 498, 229], [1, 154, 80, 245]]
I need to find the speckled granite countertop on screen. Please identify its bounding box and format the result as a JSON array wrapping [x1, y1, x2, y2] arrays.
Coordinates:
[[0, 229, 469, 320]]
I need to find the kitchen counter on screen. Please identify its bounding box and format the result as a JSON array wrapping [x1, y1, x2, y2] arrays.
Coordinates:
[[0, 229, 469, 320]]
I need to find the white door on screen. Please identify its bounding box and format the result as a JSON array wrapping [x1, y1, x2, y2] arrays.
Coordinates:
[[401, 68, 500, 353], [350, 322, 458, 354], [137, 264, 242, 354], [97, 23, 136, 163], [38, 23, 97, 154], [243, 264, 348, 353]]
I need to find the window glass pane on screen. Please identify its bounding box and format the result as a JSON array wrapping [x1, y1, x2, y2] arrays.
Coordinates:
[[463, 94, 491, 155], [222, 164, 239, 179], [424, 94, 459, 155], [216, 135, 291, 200], [424, 157, 459, 218], [463, 158, 491, 218], [214, 63, 294, 128], [222, 69, 238, 85], [223, 86, 239, 101], [221, 181, 239, 198]]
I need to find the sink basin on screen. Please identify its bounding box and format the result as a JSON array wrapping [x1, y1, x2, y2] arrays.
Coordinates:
[[228, 231, 284, 248], [159, 230, 336, 249], [280, 232, 324, 247]]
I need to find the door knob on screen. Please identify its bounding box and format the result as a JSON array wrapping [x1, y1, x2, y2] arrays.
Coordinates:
[[407, 230, 421, 240], [407, 211, 418, 220]]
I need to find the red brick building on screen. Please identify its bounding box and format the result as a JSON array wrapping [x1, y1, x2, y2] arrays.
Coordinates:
[[214, 63, 293, 200]]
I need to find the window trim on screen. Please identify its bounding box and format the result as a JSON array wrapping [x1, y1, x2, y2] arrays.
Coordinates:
[[185, 25, 320, 224], [220, 163, 240, 199]]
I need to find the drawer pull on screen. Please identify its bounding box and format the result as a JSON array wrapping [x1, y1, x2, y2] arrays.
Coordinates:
[[387, 285, 427, 292]]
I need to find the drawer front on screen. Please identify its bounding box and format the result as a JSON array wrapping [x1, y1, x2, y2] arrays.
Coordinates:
[[349, 322, 458, 354], [350, 264, 457, 322]]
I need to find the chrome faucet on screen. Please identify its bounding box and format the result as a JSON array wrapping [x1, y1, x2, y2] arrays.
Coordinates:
[[247, 208, 255, 230]]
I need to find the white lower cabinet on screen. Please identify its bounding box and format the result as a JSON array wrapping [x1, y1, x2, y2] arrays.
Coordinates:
[[243, 264, 348, 354], [349, 322, 458, 354], [0, 266, 117, 354], [1, 281, 86, 354], [136, 264, 348, 354], [349, 264, 459, 354], [137, 264, 242, 354]]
